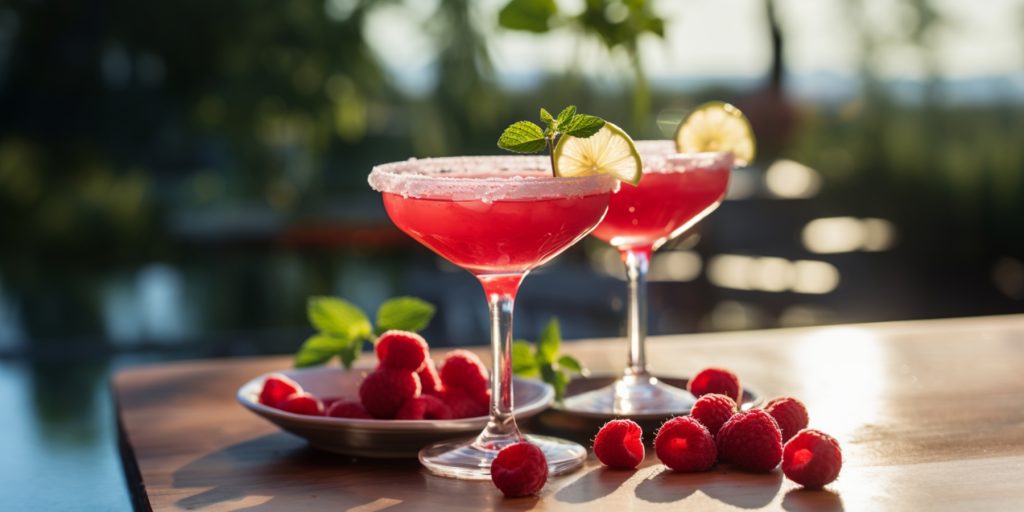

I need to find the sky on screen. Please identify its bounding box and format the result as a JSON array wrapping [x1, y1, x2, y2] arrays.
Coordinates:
[[360, 0, 1024, 96]]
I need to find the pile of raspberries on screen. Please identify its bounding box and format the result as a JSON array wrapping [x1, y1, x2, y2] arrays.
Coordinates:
[[257, 330, 490, 421], [491, 367, 842, 498]]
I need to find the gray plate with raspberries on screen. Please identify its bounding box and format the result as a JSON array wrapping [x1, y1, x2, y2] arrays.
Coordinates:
[[537, 375, 763, 439], [237, 366, 554, 458]]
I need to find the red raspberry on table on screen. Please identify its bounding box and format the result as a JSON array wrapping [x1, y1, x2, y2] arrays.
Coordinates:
[[359, 368, 421, 419], [439, 350, 489, 405], [258, 374, 301, 407], [396, 395, 454, 420], [593, 419, 645, 469], [690, 393, 738, 437], [716, 409, 783, 472], [764, 396, 809, 442], [654, 416, 717, 472], [439, 387, 489, 418], [418, 359, 443, 396], [688, 367, 742, 403], [783, 429, 842, 488], [490, 442, 549, 498], [376, 330, 430, 372], [325, 400, 371, 419], [276, 392, 324, 416]]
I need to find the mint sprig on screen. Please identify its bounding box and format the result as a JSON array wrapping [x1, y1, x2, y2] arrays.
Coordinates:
[[295, 296, 436, 369], [498, 105, 605, 173], [512, 317, 588, 401]]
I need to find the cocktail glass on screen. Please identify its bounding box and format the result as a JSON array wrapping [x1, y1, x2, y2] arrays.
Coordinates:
[[368, 155, 617, 479], [562, 141, 733, 416]]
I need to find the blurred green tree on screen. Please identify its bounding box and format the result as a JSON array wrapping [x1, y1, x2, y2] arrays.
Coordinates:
[[498, 0, 664, 127]]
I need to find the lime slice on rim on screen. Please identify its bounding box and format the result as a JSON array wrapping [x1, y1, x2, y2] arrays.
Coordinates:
[[553, 121, 643, 185], [675, 101, 756, 166]]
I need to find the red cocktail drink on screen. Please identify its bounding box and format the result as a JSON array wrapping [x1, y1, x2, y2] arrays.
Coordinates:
[[563, 144, 733, 417], [591, 160, 730, 253], [369, 156, 616, 479], [383, 188, 609, 275]]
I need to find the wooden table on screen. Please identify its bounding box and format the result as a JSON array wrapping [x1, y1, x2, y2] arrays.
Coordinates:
[[114, 315, 1024, 511]]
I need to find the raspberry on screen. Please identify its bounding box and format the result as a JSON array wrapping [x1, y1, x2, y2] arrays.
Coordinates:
[[716, 409, 783, 472], [396, 395, 454, 420], [490, 442, 549, 497], [688, 367, 742, 403], [690, 393, 738, 437], [654, 416, 717, 472], [593, 419, 645, 469], [276, 392, 324, 416], [376, 330, 429, 372], [783, 429, 842, 488], [440, 387, 488, 418], [325, 400, 371, 419], [439, 350, 489, 405], [320, 396, 343, 409], [764, 396, 809, 442], [418, 359, 443, 395], [258, 374, 301, 407], [359, 368, 421, 419]]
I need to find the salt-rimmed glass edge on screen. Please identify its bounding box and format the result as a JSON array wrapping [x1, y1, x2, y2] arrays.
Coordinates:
[[633, 140, 733, 174], [368, 155, 619, 201]]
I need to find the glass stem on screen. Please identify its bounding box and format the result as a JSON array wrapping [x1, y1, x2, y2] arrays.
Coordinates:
[[476, 274, 525, 448], [623, 248, 651, 378]]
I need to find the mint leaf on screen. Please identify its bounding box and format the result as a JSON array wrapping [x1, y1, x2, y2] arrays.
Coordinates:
[[497, 121, 547, 153], [561, 114, 605, 138], [512, 341, 539, 376], [496, 105, 612, 179], [537, 317, 560, 364], [556, 105, 576, 127], [339, 337, 364, 369], [375, 296, 435, 334], [540, 108, 554, 124], [557, 354, 584, 374], [551, 369, 569, 401], [307, 297, 372, 340], [295, 334, 349, 368], [540, 364, 570, 401], [498, 0, 557, 33]]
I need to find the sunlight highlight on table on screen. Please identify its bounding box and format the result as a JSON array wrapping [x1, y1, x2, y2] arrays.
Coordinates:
[[792, 327, 887, 440]]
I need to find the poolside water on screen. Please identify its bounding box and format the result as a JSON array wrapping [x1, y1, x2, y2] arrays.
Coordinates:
[[1, 359, 131, 510]]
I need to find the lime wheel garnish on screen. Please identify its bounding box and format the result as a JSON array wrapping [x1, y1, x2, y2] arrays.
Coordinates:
[[553, 122, 643, 185], [675, 101, 756, 165]]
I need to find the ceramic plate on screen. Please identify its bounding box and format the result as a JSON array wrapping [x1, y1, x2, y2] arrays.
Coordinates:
[[237, 366, 553, 458]]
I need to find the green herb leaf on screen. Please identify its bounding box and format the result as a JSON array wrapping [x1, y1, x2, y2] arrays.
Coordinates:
[[294, 334, 349, 368], [557, 354, 585, 374], [338, 337, 364, 369], [561, 114, 605, 138], [497, 121, 547, 153], [512, 340, 539, 376], [556, 105, 577, 127], [540, 364, 570, 401], [307, 296, 372, 340], [498, 0, 557, 33], [551, 369, 569, 401], [537, 317, 561, 364], [540, 107, 554, 124], [375, 296, 436, 335]]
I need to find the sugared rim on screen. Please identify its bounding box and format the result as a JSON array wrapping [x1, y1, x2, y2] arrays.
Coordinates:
[[368, 155, 619, 201], [633, 140, 733, 174]]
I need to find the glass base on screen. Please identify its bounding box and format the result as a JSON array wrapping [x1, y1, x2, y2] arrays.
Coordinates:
[[561, 374, 696, 417], [418, 434, 587, 480]]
